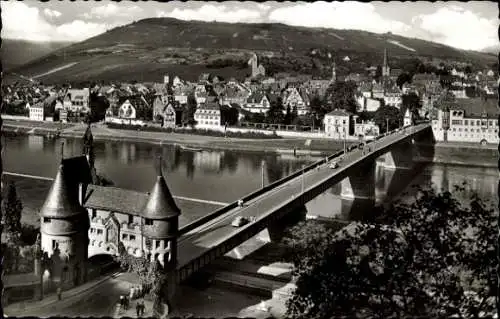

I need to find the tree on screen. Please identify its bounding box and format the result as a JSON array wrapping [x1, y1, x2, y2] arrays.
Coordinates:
[[266, 97, 285, 124], [283, 183, 496, 319], [324, 81, 359, 114], [182, 94, 197, 127], [88, 92, 110, 123], [401, 92, 422, 120], [373, 105, 402, 133], [374, 65, 383, 80], [2, 181, 23, 241], [434, 89, 456, 110], [396, 73, 412, 89]]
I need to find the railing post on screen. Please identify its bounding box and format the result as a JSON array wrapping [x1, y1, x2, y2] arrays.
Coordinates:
[[261, 160, 265, 188]]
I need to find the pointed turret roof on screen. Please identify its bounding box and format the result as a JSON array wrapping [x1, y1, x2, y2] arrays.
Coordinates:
[[143, 174, 181, 220], [40, 163, 87, 218], [143, 157, 180, 220]]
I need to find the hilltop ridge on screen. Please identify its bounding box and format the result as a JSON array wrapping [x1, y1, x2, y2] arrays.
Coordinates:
[[5, 17, 496, 84]]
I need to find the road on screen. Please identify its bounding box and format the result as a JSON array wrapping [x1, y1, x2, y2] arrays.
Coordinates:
[[6, 275, 129, 318], [176, 124, 429, 269]]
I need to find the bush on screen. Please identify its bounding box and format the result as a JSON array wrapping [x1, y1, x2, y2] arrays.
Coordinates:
[[106, 123, 281, 139]]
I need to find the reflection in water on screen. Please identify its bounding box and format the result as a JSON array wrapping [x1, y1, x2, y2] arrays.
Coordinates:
[[28, 135, 44, 151], [4, 135, 498, 227]]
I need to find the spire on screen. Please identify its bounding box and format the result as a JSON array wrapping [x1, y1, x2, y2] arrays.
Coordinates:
[[143, 154, 180, 220], [40, 163, 86, 218], [383, 48, 388, 68]]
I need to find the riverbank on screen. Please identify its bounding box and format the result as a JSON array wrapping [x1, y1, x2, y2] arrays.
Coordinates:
[[416, 142, 497, 168]]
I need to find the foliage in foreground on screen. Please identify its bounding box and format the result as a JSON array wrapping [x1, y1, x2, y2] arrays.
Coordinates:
[[282, 183, 497, 319]]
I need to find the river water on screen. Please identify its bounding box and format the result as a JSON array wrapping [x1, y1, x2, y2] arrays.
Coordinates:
[[3, 135, 498, 227]]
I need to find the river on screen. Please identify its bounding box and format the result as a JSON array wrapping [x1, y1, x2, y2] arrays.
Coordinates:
[[3, 135, 498, 227]]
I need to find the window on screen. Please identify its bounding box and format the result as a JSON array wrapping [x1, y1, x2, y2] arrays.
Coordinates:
[[91, 210, 97, 219], [128, 215, 133, 224], [489, 121, 493, 126], [122, 233, 128, 240], [44, 217, 51, 223], [477, 120, 480, 125], [155, 240, 161, 249], [97, 229, 103, 235], [52, 240, 57, 249], [464, 120, 468, 125], [129, 235, 136, 241]]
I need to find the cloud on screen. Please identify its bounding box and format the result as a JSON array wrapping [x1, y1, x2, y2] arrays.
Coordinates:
[[1, 2, 108, 42], [83, 3, 144, 19], [412, 6, 498, 51], [268, 2, 411, 34], [157, 4, 264, 23], [43, 8, 62, 19]]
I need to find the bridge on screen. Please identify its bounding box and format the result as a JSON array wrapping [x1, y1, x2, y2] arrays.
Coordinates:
[[173, 123, 433, 284]]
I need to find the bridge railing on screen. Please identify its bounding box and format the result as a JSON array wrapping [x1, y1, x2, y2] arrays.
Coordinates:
[[178, 124, 429, 236], [179, 149, 345, 235]]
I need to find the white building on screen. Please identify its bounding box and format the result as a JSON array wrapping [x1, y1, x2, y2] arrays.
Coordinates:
[[323, 109, 352, 139], [29, 103, 44, 121], [243, 92, 270, 113], [432, 99, 499, 144], [383, 91, 402, 108], [194, 100, 221, 128]]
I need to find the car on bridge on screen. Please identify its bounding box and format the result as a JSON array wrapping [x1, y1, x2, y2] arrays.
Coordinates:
[[232, 216, 250, 227], [328, 161, 339, 169]]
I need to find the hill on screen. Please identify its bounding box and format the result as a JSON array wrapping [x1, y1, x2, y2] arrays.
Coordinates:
[[5, 17, 497, 85], [2, 38, 73, 71]]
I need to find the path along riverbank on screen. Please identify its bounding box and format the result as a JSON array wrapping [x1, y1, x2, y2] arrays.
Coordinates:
[[2, 120, 497, 165]]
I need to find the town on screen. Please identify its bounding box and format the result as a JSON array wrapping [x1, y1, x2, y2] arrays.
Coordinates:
[[3, 48, 498, 144]]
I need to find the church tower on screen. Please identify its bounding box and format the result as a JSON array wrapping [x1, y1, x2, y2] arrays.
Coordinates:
[[40, 143, 90, 290], [382, 48, 390, 77], [82, 123, 98, 185], [142, 156, 181, 298], [248, 53, 258, 78], [331, 62, 337, 82]]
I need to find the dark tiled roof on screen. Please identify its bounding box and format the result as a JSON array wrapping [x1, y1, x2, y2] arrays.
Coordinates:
[[40, 164, 87, 218], [143, 176, 181, 219], [450, 97, 498, 118], [84, 185, 148, 216]]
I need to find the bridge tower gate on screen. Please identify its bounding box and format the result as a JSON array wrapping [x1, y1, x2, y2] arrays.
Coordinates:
[[340, 159, 376, 200]]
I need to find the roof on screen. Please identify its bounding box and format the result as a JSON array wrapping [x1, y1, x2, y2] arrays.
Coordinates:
[[84, 185, 148, 216], [40, 163, 88, 218], [325, 109, 352, 117], [143, 176, 181, 219], [450, 97, 498, 118]]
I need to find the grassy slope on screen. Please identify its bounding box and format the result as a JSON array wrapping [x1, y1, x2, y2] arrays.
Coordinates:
[[2, 38, 73, 71], [6, 18, 496, 84]]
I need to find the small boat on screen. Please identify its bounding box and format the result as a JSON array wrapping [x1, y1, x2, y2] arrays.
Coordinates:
[[179, 145, 203, 152]]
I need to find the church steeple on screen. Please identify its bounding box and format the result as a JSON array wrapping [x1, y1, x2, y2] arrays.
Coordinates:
[[382, 48, 390, 77]]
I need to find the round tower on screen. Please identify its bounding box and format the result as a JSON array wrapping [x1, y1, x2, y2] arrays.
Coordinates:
[[142, 156, 181, 269], [40, 152, 90, 290]]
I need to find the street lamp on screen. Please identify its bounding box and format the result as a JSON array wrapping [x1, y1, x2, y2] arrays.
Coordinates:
[[301, 164, 305, 193], [386, 118, 389, 134]]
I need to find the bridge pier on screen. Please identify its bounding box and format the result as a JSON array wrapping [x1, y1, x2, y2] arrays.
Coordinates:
[[383, 141, 415, 170], [340, 160, 376, 200]]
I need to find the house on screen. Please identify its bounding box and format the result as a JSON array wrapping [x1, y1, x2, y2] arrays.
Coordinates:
[[323, 109, 353, 139], [243, 92, 270, 114], [161, 103, 178, 129], [172, 76, 183, 87], [282, 87, 309, 116], [432, 97, 499, 144], [450, 86, 467, 99], [153, 96, 165, 120], [118, 99, 137, 120], [64, 88, 90, 113], [353, 116, 380, 138], [194, 85, 208, 105], [194, 97, 221, 128], [372, 83, 385, 99], [383, 89, 402, 108], [365, 98, 382, 112], [29, 103, 44, 121]]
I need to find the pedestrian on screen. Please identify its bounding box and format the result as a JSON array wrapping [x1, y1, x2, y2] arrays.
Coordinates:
[[57, 287, 62, 300], [140, 300, 146, 316], [136, 301, 141, 317]]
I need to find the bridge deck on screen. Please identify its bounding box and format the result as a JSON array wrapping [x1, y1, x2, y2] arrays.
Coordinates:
[[175, 124, 431, 277]]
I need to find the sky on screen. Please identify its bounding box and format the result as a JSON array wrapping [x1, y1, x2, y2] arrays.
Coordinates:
[[1, 1, 498, 51]]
